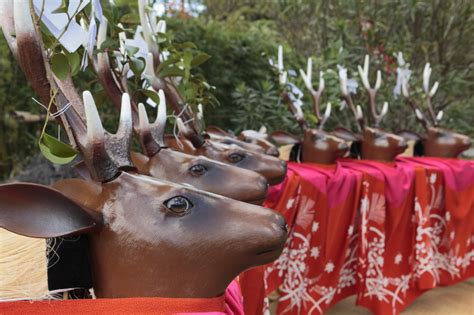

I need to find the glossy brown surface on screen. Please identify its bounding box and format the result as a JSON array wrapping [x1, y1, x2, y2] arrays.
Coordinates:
[[3, 2, 289, 300], [360, 127, 408, 161], [238, 132, 280, 157], [165, 135, 287, 185], [0, 173, 287, 298], [423, 127, 471, 158], [270, 129, 349, 164], [131, 150, 268, 204], [400, 127, 472, 158], [206, 126, 280, 157]]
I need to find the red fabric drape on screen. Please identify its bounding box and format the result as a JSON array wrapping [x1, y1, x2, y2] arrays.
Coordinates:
[[241, 158, 474, 315]]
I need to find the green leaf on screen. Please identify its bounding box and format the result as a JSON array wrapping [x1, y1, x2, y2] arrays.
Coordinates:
[[191, 53, 211, 67], [99, 38, 118, 51], [124, 45, 139, 56], [51, 0, 69, 14], [129, 57, 146, 77], [65, 51, 80, 75], [159, 65, 185, 78], [39, 133, 78, 165], [120, 13, 140, 24], [51, 53, 70, 80], [140, 89, 161, 104], [156, 33, 168, 44], [156, 55, 180, 72]]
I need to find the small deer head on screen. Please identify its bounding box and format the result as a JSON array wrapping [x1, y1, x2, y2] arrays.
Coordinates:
[[400, 63, 471, 158], [166, 121, 287, 185], [133, 92, 268, 203], [273, 51, 349, 164], [238, 127, 280, 157], [0, 92, 288, 299], [205, 126, 267, 155], [337, 56, 407, 161]]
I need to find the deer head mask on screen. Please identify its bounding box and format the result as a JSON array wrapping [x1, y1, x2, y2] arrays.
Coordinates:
[[0, 1, 288, 298], [270, 50, 349, 164], [399, 63, 471, 158], [0, 93, 288, 298], [334, 56, 407, 161], [206, 126, 280, 157]]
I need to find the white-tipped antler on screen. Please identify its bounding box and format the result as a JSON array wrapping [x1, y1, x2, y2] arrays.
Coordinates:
[[358, 54, 387, 127], [300, 58, 328, 129], [277, 45, 287, 85], [83, 91, 104, 142], [117, 93, 133, 135]]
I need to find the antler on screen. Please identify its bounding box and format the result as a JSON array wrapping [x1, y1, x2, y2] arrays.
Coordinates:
[[299, 58, 330, 130], [76, 92, 133, 181], [401, 63, 442, 129], [277, 45, 308, 131], [358, 55, 388, 127], [136, 89, 168, 156], [9, 1, 134, 182], [0, 0, 17, 57], [338, 66, 364, 130]]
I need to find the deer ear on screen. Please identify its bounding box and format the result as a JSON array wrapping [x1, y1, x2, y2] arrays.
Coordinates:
[[397, 130, 423, 141], [206, 126, 233, 137], [270, 131, 301, 145], [0, 183, 101, 238], [131, 151, 151, 173], [332, 127, 361, 142]]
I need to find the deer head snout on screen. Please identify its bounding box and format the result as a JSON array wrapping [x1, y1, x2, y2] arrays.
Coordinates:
[[462, 136, 472, 147], [278, 215, 289, 233]]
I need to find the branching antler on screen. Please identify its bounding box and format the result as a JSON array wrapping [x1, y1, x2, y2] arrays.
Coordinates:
[[0, 0, 17, 57], [358, 55, 388, 127], [136, 89, 168, 156], [8, 1, 134, 182], [401, 63, 442, 129], [277, 45, 308, 131], [299, 58, 331, 130], [338, 66, 364, 131]]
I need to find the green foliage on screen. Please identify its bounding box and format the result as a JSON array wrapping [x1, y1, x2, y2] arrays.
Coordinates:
[[202, 0, 474, 137]]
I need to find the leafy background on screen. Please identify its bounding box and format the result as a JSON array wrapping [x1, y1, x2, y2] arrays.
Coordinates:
[[0, 0, 473, 179]]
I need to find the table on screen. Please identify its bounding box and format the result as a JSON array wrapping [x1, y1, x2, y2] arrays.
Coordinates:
[[242, 158, 474, 315]]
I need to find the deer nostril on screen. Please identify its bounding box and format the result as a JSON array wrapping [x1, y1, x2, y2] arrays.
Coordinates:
[[267, 147, 280, 157], [277, 215, 288, 232], [280, 160, 287, 172]]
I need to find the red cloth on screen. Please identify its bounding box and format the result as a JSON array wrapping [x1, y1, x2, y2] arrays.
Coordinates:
[[1, 280, 245, 315], [242, 158, 474, 315]]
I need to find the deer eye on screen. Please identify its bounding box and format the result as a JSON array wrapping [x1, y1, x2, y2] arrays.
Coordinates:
[[228, 152, 245, 163], [163, 196, 193, 215], [189, 164, 207, 176]]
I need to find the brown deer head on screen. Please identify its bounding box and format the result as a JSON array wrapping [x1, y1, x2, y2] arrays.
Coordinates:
[[133, 92, 268, 204], [271, 51, 349, 164], [238, 127, 280, 157], [400, 63, 471, 158], [0, 93, 287, 299], [206, 126, 280, 157], [335, 56, 407, 161], [92, 19, 269, 201], [1, 1, 287, 299], [166, 120, 287, 185]]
